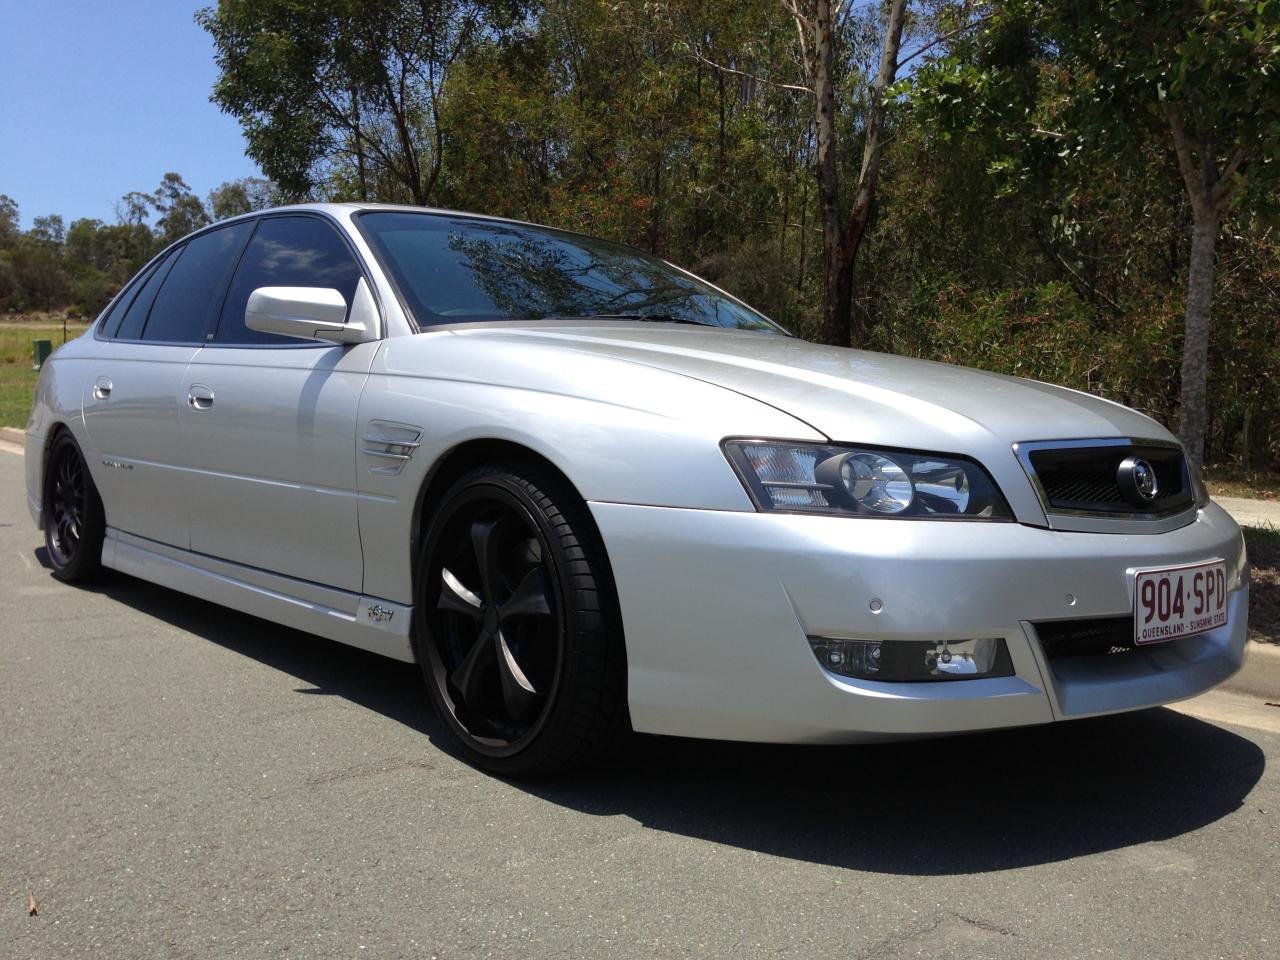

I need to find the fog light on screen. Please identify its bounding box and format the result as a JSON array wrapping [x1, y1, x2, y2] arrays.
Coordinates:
[[808, 636, 1014, 681]]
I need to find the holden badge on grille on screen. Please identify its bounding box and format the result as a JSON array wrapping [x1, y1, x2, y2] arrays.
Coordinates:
[[1118, 456, 1159, 505]]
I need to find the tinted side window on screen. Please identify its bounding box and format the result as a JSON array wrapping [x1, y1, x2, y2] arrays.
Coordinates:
[[142, 221, 254, 343], [113, 247, 182, 340], [217, 216, 362, 345], [100, 256, 161, 338]]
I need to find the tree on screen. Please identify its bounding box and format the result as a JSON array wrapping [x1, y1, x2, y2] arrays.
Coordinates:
[[116, 191, 153, 228], [693, 0, 913, 346], [0, 195, 19, 247], [198, 0, 520, 204], [30, 215, 66, 247], [151, 173, 210, 243], [208, 176, 277, 220], [911, 0, 1280, 466]]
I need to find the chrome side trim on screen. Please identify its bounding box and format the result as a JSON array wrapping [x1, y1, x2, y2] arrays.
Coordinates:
[[1012, 437, 1197, 534]]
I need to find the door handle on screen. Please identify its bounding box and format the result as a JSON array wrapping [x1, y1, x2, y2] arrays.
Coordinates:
[[93, 377, 112, 400], [187, 384, 215, 411]]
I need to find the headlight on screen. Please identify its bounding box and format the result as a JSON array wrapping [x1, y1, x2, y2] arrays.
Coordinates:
[[723, 440, 1012, 520]]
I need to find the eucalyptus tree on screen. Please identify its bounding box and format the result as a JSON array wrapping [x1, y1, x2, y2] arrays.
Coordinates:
[[208, 177, 278, 220], [912, 0, 1280, 466], [198, 0, 522, 205]]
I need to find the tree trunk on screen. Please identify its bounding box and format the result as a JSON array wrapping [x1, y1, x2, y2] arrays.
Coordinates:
[[1177, 211, 1218, 468], [812, 0, 844, 346], [814, 0, 908, 347], [1164, 103, 1240, 470], [351, 85, 368, 201], [839, 0, 907, 348]]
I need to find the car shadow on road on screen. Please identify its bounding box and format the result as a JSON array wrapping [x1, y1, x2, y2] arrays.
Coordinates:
[[83, 566, 1267, 877]]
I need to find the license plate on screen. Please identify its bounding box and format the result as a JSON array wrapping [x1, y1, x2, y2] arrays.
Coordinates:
[[1133, 559, 1227, 645]]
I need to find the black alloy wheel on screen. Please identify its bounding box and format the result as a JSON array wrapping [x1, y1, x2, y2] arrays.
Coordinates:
[[44, 432, 105, 582], [416, 462, 627, 776]]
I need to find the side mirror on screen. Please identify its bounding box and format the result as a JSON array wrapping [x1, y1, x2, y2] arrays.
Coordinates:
[[245, 277, 379, 344]]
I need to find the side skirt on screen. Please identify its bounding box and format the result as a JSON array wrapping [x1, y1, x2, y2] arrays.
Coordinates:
[[101, 527, 416, 663]]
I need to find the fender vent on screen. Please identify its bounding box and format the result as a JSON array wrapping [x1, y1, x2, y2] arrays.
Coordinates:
[[363, 420, 422, 476]]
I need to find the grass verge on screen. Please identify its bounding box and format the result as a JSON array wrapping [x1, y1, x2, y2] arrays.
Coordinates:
[[0, 323, 91, 428], [1204, 466, 1280, 501]]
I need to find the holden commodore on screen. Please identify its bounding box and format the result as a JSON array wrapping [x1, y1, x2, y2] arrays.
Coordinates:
[[23, 204, 1248, 775]]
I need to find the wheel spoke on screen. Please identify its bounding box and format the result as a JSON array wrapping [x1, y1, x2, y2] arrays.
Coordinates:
[[449, 629, 496, 712], [513, 537, 541, 567], [496, 631, 541, 721], [470, 518, 505, 604], [428, 489, 567, 748], [500, 567, 552, 622], [438, 567, 484, 619]]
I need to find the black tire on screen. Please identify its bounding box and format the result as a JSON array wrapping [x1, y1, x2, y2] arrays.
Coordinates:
[[415, 461, 628, 777], [43, 431, 106, 583]]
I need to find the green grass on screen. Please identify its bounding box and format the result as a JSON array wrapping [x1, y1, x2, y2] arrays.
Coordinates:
[[0, 323, 91, 428]]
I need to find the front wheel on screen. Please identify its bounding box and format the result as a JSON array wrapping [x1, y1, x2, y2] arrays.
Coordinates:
[[416, 462, 628, 776], [43, 432, 106, 583]]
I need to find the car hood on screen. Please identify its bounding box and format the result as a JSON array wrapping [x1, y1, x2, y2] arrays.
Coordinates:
[[446, 321, 1170, 452]]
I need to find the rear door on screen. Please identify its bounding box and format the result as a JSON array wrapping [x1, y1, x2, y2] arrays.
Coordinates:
[[82, 221, 254, 547], [177, 214, 376, 593]]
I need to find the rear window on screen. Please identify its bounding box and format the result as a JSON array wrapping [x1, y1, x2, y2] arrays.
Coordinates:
[[141, 221, 254, 343]]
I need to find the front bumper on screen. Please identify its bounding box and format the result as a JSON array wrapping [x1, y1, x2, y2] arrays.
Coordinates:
[[590, 500, 1248, 743]]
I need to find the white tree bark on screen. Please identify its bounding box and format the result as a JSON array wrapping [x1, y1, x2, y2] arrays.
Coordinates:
[[1165, 105, 1242, 468]]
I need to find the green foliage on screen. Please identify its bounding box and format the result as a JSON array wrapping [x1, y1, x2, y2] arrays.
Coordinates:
[[197, 0, 526, 203], [0, 174, 278, 318], [3, 0, 1277, 468], [208, 176, 278, 220], [0, 323, 89, 429]]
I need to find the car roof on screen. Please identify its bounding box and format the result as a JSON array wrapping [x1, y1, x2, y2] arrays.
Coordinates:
[[237, 201, 566, 236]]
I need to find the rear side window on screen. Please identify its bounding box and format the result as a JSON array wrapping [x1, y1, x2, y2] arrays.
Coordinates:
[[142, 221, 254, 343], [100, 254, 163, 338], [216, 216, 362, 345], [112, 247, 182, 340]]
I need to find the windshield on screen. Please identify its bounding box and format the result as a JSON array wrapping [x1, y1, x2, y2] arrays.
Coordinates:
[[355, 211, 783, 333]]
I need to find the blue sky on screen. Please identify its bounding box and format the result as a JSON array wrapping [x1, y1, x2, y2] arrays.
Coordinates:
[[0, 0, 261, 228]]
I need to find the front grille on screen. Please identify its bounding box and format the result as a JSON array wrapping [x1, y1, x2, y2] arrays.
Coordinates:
[[1024, 441, 1192, 516], [1034, 617, 1137, 659]]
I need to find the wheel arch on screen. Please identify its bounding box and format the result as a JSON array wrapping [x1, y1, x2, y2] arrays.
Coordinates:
[[411, 437, 596, 571], [408, 437, 626, 650], [35, 421, 77, 519]]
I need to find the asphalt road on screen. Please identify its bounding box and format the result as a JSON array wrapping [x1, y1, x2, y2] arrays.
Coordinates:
[[1, 445, 1277, 960]]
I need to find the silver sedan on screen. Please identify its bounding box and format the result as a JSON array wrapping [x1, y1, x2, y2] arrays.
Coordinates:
[[23, 203, 1248, 775]]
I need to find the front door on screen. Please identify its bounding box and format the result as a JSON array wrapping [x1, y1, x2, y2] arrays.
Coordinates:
[[176, 214, 376, 593]]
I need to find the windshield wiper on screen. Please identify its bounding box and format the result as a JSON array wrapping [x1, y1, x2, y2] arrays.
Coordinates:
[[537, 313, 721, 328]]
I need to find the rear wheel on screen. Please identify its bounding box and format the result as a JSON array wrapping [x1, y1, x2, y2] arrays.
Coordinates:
[[43, 432, 105, 583], [416, 462, 627, 776]]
